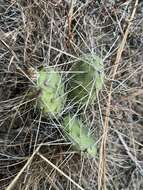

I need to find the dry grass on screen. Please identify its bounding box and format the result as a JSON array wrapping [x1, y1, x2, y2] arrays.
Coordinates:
[[0, 0, 143, 190]]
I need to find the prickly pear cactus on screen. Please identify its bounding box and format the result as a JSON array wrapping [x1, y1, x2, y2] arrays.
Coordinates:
[[62, 115, 97, 157], [36, 67, 66, 116], [68, 54, 104, 105]]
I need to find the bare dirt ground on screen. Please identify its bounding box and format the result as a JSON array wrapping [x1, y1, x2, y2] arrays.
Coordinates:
[[0, 0, 143, 190]]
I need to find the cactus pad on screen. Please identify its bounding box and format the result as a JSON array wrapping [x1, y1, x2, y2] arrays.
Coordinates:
[[62, 115, 97, 157], [37, 67, 66, 116], [68, 54, 104, 105]]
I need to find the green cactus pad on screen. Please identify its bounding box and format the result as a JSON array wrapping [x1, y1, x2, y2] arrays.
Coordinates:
[[62, 115, 97, 157], [68, 54, 104, 105], [37, 67, 66, 116]]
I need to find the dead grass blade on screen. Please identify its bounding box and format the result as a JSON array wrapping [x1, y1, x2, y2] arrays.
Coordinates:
[[98, 0, 139, 189], [115, 130, 143, 175], [6, 145, 41, 190], [37, 152, 85, 190]]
